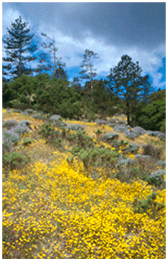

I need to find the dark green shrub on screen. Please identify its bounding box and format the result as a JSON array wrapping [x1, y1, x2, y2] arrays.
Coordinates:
[[3, 151, 29, 173], [111, 139, 128, 150], [38, 123, 61, 144], [86, 112, 96, 122], [133, 192, 164, 218], [136, 98, 165, 132], [53, 138, 62, 148], [66, 130, 94, 149], [70, 146, 120, 171], [22, 138, 34, 146], [146, 170, 165, 187]]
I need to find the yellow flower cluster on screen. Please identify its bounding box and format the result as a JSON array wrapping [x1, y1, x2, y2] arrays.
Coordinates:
[[3, 159, 165, 258]]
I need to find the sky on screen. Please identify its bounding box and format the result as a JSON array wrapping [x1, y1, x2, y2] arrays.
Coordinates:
[[2, 1, 166, 89]]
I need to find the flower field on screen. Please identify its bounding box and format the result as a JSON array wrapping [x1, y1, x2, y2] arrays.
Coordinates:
[[2, 109, 165, 258]]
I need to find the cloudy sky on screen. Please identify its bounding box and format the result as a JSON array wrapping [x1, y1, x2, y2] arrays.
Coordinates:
[[2, 1, 165, 89]]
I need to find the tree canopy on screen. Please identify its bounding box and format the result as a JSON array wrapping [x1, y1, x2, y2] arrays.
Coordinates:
[[3, 16, 37, 80], [108, 55, 153, 126]]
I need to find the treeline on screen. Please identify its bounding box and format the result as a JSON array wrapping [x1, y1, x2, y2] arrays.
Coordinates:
[[2, 16, 165, 132]]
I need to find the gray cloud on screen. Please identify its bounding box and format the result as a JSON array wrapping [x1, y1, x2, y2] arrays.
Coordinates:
[[3, 2, 165, 50]]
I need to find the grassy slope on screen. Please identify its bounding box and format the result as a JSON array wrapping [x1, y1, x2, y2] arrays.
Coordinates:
[[2, 109, 165, 259]]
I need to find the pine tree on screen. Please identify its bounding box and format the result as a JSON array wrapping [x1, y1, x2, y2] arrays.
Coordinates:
[[79, 49, 99, 100], [37, 33, 67, 79], [3, 16, 37, 80], [108, 55, 153, 126]]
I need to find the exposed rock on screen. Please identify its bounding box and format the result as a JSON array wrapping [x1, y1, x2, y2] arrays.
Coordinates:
[[6, 109, 13, 113], [66, 124, 85, 131], [13, 109, 21, 113], [124, 131, 139, 139], [25, 109, 38, 114], [116, 158, 135, 167], [101, 132, 119, 142], [95, 119, 106, 125], [135, 154, 151, 160], [52, 120, 67, 128], [49, 114, 62, 122], [147, 131, 165, 141], [124, 144, 139, 153], [157, 132, 165, 142], [113, 124, 129, 133], [106, 123, 116, 127], [132, 126, 147, 135], [31, 114, 45, 120]]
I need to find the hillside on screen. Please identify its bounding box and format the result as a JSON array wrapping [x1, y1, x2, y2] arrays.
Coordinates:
[[2, 108, 165, 258]]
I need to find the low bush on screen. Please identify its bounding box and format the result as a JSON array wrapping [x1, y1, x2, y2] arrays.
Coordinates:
[[22, 138, 34, 146], [66, 130, 94, 149], [66, 124, 85, 131], [69, 146, 120, 176], [147, 170, 165, 187], [133, 191, 164, 218], [2, 138, 12, 153], [19, 120, 31, 127], [38, 122, 61, 144], [12, 125, 30, 136], [3, 130, 20, 146], [3, 151, 29, 175], [2, 119, 18, 129]]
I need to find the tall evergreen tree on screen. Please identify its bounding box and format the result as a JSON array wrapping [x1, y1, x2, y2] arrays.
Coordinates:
[[3, 16, 37, 80], [37, 33, 67, 79], [108, 55, 153, 126], [79, 49, 99, 100]]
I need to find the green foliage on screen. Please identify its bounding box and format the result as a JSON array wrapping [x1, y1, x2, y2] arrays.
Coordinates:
[[111, 139, 129, 150], [70, 146, 120, 172], [3, 16, 37, 80], [66, 130, 94, 149], [22, 138, 34, 146], [2, 74, 48, 108], [66, 129, 120, 172], [136, 98, 165, 132], [58, 100, 83, 119], [146, 170, 165, 187], [108, 55, 153, 126], [2, 73, 84, 120], [3, 151, 29, 173], [133, 192, 164, 218], [150, 89, 165, 102], [38, 122, 60, 141]]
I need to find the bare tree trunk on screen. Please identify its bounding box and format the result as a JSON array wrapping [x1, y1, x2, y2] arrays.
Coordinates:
[[126, 101, 131, 126], [53, 50, 57, 77], [91, 78, 93, 102], [19, 52, 21, 77]]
